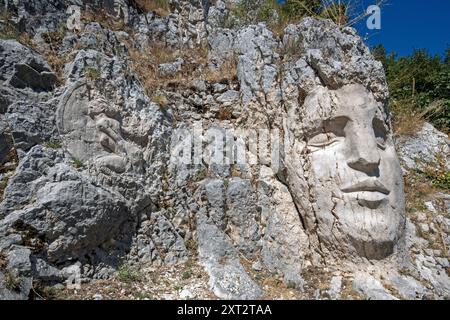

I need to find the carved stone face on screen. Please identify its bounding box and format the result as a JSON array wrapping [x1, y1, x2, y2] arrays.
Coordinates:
[[57, 85, 138, 174], [287, 84, 405, 259]]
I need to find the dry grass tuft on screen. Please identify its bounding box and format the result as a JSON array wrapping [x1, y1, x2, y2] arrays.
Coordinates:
[[82, 9, 127, 31], [203, 56, 238, 84], [0, 251, 7, 270], [127, 41, 221, 95], [151, 92, 169, 107], [216, 106, 233, 121], [4, 270, 22, 291], [391, 98, 425, 136], [0, 11, 32, 43], [133, 0, 172, 17]]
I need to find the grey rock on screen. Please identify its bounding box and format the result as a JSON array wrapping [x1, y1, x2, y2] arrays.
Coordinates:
[[0, 146, 132, 264], [0, 117, 15, 166], [159, 58, 184, 75], [0, 40, 57, 91], [135, 211, 188, 265], [216, 90, 239, 106], [31, 257, 63, 282], [389, 274, 426, 299], [352, 272, 398, 300], [179, 288, 194, 299], [225, 178, 261, 258], [0, 246, 32, 300], [328, 275, 342, 300], [397, 122, 450, 171], [93, 293, 103, 300], [197, 211, 262, 299], [192, 79, 207, 92], [5, 99, 57, 151]]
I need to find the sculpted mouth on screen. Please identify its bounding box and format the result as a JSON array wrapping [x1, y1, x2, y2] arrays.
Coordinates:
[[340, 178, 390, 195], [340, 178, 390, 209]]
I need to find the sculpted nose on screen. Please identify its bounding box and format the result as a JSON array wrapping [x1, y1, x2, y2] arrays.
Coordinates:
[[346, 127, 381, 176]]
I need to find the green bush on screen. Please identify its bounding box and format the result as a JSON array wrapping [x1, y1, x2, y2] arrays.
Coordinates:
[[373, 45, 450, 133], [44, 140, 62, 149], [226, 0, 320, 29], [72, 158, 84, 169], [84, 67, 101, 80], [225, 0, 355, 32], [117, 264, 142, 283]]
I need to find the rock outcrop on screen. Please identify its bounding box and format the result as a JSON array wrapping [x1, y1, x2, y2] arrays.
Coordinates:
[[0, 0, 448, 300]]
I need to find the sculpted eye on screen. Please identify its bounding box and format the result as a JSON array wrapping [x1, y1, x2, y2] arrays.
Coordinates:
[[372, 118, 388, 150], [307, 116, 349, 149], [308, 132, 339, 148]]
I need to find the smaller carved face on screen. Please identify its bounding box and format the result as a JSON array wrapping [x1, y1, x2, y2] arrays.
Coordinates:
[[290, 84, 405, 259], [59, 87, 130, 173]]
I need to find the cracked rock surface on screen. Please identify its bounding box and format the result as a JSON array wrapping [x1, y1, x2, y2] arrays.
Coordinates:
[[0, 0, 448, 300]]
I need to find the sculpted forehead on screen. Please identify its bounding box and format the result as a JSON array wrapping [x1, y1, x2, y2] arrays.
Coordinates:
[[335, 84, 374, 109], [301, 84, 385, 132]]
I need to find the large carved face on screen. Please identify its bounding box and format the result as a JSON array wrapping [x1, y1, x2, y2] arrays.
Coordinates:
[[286, 84, 405, 259]]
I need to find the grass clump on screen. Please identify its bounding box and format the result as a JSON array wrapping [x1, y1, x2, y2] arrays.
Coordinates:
[[127, 42, 212, 94], [195, 169, 208, 181], [223, 0, 375, 34], [0, 11, 34, 46], [117, 264, 142, 283], [44, 140, 62, 149], [203, 56, 238, 84], [0, 178, 9, 201], [181, 269, 192, 280], [185, 238, 198, 252], [85, 67, 101, 81], [133, 0, 171, 16], [216, 106, 233, 121], [72, 158, 84, 169], [151, 92, 169, 107], [420, 153, 450, 191], [4, 270, 22, 292], [0, 251, 7, 270]]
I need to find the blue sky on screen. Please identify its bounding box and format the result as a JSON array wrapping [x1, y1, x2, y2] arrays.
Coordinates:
[[278, 0, 450, 58], [353, 0, 450, 57]]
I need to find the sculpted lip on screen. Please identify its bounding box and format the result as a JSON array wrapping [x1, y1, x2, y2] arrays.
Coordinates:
[[340, 178, 390, 195]]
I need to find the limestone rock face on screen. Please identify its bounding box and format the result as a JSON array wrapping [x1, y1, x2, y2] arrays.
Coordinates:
[[0, 0, 448, 300], [397, 122, 450, 172]]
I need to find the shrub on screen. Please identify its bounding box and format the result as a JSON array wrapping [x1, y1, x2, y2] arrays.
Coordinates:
[[196, 169, 208, 181], [0, 24, 19, 40], [185, 238, 198, 252], [85, 67, 101, 80], [224, 0, 370, 32], [117, 264, 142, 283], [0, 251, 7, 270], [181, 269, 192, 280], [373, 45, 450, 133], [217, 106, 233, 120], [72, 158, 84, 169], [128, 42, 209, 93], [319, 1, 348, 26], [4, 271, 22, 292], [203, 55, 237, 83], [151, 92, 169, 107], [420, 152, 450, 191], [44, 140, 62, 149]]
